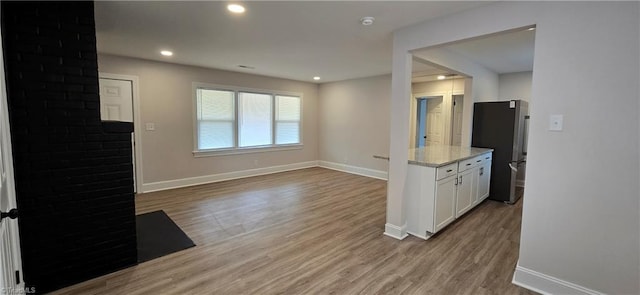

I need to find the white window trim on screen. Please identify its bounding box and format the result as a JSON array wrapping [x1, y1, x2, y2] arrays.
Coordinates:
[[192, 82, 304, 157]]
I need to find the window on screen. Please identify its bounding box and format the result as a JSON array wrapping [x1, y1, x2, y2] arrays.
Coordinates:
[[275, 95, 301, 144], [238, 92, 272, 147], [196, 89, 235, 150], [194, 83, 302, 156]]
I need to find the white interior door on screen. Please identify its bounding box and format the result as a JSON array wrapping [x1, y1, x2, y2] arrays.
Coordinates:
[[416, 99, 427, 147], [425, 97, 444, 145], [451, 95, 464, 146], [99, 79, 134, 122], [0, 32, 24, 291], [99, 78, 137, 192]]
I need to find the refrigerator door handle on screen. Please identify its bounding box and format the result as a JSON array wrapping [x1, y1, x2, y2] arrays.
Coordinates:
[[508, 163, 518, 172]]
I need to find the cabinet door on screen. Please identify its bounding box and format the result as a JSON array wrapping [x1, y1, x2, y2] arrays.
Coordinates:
[[434, 175, 457, 232], [471, 165, 481, 206], [478, 161, 492, 201], [455, 169, 474, 217]]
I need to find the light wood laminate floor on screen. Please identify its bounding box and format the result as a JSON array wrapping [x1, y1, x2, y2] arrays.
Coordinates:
[[54, 167, 536, 294]]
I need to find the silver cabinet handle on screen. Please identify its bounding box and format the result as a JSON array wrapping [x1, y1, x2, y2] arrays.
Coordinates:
[[476, 160, 481, 163], [447, 169, 453, 172], [459, 176, 462, 185], [508, 163, 518, 172], [455, 177, 458, 185], [480, 167, 484, 175]]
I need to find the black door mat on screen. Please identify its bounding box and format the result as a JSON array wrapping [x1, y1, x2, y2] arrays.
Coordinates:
[[136, 210, 196, 263]]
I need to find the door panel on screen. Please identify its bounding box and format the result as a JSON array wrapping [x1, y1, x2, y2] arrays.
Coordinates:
[[455, 169, 474, 217], [452, 95, 464, 146], [478, 161, 492, 202], [99, 79, 133, 122], [0, 41, 24, 290], [99, 78, 137, 192], [434, 176, 456, 232], [416, 99, 427, 147], [426, 97, 443, 145]]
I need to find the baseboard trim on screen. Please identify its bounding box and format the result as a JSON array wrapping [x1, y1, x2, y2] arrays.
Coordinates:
[[384, 223, 408, 240], [406, 230, 431, 240], [318, 161, 388, 180], [141, 161, 319, 193], [512, 264, 604, 295]]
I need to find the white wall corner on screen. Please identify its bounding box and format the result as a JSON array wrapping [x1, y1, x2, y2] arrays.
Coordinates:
[[141, 161, 319, 193], [384, 223, 408, 240], [317, 160, 388, 180], [512, 264, 605, 295]]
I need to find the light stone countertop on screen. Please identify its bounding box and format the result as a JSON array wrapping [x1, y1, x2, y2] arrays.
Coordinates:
[[408, 145, 493, 168]]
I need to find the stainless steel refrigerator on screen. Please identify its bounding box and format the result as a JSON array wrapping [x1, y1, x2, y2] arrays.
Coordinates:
[[471, 100, 528, 204]]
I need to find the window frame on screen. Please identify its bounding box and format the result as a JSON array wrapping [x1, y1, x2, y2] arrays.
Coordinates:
[[192, 82, 303, 157]]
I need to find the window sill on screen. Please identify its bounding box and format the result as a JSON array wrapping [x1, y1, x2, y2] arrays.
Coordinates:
[[193, 144, 303, 158]]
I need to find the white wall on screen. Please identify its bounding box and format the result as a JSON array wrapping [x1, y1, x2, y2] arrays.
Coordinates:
[[498, 71, 532, 102], [98, 54, 319, 191], [318, 75, 390, 178], [388, 2, 639, 294], [412, 78, 465, 94]]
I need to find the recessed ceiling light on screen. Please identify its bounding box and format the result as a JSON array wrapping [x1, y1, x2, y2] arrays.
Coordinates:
[[360, 17, 375, 26], [437, 75, 446, 80], [160, 50, 173, 57], [313, 76, 321, 81], [227, 4, 245, 14]]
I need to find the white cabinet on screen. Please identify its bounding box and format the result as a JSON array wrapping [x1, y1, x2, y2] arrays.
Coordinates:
[[434, 175, 457, 232], [406, 151, 493, 240], [476, 157, 492, 204], [455, 168, 475, 217]]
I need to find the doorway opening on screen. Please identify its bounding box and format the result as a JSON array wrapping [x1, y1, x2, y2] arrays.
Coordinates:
[[414, 96, 444, 147], [410, 59, 468, 148], [98, 74, 143, 193], [451, 94, 464, 146]]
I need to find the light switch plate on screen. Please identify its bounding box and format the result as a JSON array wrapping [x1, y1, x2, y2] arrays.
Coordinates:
[[549, 115, 563, 131], [145, 123, 155, 131]]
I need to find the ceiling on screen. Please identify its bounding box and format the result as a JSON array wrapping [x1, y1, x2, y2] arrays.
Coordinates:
[[95, 2, 533, 84], [411, 59, 453, 83], [411, 27, 535, 83], [94, 1, 491, 83], [444, 28, 536, 74]]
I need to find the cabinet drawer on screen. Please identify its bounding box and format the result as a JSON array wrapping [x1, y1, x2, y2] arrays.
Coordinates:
[[481, 153, 492, 162], [436, 163, 458, 180], [458, 157, 480, 171]]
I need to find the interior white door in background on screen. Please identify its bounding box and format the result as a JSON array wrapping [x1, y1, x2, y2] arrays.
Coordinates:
[[99, 79, 133, 122], [416, 99, 427, 147], [451, 95, 464, 146], [0, 45, 25, 292], [425, 97, 444, 145], [99, 78, 137, 192]]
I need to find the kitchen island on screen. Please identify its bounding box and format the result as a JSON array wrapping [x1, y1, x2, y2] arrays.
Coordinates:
[[405, 145, 493, 239]]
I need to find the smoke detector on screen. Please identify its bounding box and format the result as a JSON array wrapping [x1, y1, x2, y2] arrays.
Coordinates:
[[360, 17, 375, 26]]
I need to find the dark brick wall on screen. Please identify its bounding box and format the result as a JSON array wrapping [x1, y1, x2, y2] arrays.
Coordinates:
[[1, 2, 137, 293]]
